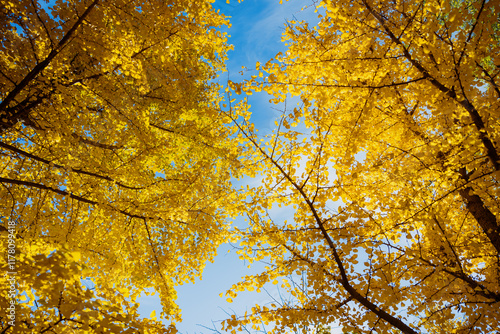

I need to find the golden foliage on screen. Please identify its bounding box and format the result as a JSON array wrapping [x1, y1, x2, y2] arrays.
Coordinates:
[[225, 0, 500, 333], [0, 0, 240, 332]]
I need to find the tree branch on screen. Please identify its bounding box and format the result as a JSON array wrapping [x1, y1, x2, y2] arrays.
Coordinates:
[[0, 177, 97, 205], [228, 113, 418, 334], [0, 141, 143, 190], [0, 0, 100, 131]]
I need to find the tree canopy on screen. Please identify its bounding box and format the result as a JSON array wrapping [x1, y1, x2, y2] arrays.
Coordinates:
[[0, 0, 240, 332], [2, 0, 500, 333], [224, 0, 500, 332]]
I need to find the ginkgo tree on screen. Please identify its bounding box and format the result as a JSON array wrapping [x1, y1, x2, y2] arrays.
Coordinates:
[[0, 0, 241, 332], [224, 0, 500, 333]]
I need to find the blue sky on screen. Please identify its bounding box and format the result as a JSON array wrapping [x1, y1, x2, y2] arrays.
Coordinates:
[[214, 0, 321, 134], [138, 1, 324, 333]]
